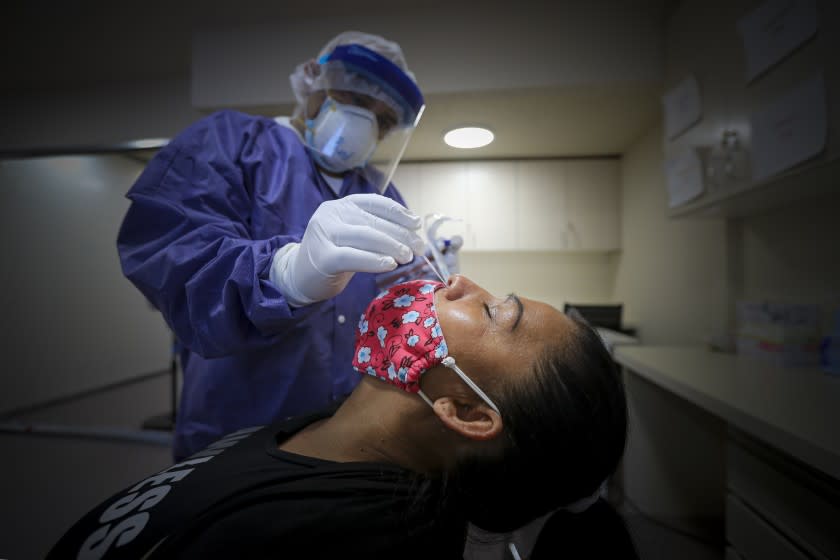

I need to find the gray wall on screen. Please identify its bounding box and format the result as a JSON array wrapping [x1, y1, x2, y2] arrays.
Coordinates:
[[0, 155, 171, 413], [613, 123, 729, 344], [737, 196, 840, 309]]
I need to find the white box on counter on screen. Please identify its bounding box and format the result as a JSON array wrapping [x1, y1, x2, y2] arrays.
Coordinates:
[[736, 301, 821, 367]]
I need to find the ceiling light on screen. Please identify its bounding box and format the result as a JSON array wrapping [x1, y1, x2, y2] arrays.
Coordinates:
[[123, 138, 170, 150], [443, 127, 494, 149]]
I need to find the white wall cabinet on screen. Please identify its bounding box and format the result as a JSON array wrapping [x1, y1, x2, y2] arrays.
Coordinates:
[[564, 160, 621, 251], [466, 161, 518, 250], [392, 159, 619, 252], [389, 159, 423, 210], [516, 160, 568, 250]]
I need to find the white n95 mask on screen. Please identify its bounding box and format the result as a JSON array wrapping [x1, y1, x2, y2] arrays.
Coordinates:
[[305, 97, 379, 173]]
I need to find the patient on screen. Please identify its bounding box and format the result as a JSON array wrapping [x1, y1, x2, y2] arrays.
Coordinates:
[[48, 275, 630, 559]]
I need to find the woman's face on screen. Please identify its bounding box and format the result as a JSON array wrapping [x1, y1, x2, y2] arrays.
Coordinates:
[[433, 275, 577, 392]]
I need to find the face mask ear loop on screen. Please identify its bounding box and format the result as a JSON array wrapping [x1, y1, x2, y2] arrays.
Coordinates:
[[417, 390, 435, 408], [441, 357, 501, 415]]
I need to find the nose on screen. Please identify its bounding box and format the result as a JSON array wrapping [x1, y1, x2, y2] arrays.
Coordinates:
[[442, 274, 477, 301]]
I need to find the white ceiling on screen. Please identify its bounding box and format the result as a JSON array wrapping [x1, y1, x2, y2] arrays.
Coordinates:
[[389, 84, 662, 160]]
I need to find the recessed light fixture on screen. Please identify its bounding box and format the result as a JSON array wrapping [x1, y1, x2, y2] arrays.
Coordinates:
[[443, 126, 494, 149], [123, 138, 170, 150]]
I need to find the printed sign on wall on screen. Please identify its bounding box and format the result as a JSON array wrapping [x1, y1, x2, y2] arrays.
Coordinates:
[[738, 0, 819, 82]]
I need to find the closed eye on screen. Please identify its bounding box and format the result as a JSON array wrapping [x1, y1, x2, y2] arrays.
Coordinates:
[[483, 302, 493, 319], [507, 293, 524, 331]]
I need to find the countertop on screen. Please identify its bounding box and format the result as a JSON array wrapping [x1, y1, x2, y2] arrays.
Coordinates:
[[595, 327, 639, 353], [613, 345, 840, 481]]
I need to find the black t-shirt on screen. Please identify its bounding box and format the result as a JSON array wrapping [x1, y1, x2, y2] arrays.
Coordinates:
[[47, 410, 467, 559]]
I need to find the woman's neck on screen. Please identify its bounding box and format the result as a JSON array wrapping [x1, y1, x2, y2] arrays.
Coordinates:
[[278, 377, 451, 473]]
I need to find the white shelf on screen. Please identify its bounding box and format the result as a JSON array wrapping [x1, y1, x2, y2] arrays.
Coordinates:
[[668, 155, 840, 219]]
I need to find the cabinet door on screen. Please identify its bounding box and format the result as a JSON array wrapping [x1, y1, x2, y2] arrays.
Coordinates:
[[727, 494, 810, 560], [517, 160, 568, 250], [466, 161, 517, 250], [727, 438, 840, 559], [391, 163, 423, 214], [565, 160, 620, 251], [416, 162, 471, 247]]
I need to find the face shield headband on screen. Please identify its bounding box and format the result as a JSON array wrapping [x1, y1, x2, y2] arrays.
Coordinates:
[[318, 44, 425, 127]]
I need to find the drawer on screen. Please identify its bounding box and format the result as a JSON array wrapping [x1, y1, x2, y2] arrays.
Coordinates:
[[726, 494, 810, 560], [727, 433, 840, 559]]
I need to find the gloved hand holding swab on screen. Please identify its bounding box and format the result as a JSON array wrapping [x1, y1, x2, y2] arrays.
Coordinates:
[[271, 193, 425, 306]]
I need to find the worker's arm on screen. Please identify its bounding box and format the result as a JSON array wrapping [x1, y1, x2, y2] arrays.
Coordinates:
[[117, 111, 315, 358]]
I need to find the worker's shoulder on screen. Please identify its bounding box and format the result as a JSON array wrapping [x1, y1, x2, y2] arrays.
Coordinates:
[[172, 110, 284, 149], [201, 108, 274, 128]]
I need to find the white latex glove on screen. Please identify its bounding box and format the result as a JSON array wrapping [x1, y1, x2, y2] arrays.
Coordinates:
[[270, 194, 425, 307]]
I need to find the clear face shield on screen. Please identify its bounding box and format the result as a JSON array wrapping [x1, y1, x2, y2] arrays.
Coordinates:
[[303, 44, 425, 192]]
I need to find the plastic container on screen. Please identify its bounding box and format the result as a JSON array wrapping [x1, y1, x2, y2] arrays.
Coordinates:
[[735, 301, 821, 367]]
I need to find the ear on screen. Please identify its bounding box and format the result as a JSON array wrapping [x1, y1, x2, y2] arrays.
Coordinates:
[[432, 397, 503, 441], [304, 59, 321, 79]]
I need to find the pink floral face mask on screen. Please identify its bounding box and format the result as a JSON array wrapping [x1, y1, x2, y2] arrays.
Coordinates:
[[352, 279, 500, 414]]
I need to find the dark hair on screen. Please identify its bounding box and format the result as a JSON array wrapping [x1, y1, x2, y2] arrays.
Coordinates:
[[449, 317, 628, 532]]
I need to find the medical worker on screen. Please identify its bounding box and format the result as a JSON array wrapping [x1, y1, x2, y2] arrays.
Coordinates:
[[117, 31, 427, 460]]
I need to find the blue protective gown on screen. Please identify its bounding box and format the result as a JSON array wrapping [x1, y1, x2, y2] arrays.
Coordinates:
[[117, 110, 410, 459]]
